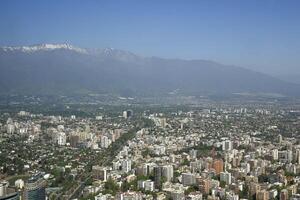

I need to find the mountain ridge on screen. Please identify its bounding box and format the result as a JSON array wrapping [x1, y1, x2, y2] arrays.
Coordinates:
[[0, 43, 299, 97]]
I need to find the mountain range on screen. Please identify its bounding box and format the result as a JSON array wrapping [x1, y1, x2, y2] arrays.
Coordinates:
[[0, 43, 299, 97]]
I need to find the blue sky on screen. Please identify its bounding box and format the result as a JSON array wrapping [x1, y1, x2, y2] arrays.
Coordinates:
[[0, 0, 300, 75]]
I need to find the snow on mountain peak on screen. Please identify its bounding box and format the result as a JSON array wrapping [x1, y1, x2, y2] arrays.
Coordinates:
[[1, 43, 87, 54], [0, 43, 143, 63]]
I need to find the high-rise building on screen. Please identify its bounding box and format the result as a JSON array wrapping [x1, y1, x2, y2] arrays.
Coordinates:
[[101, 135, 111, 148], [143, 180, 154, 192], [136, 165, 148, 177], [278, 134, 283, 144], [222, 140, 232, 151], [231, 157, 240, 167], [154, 166, 162, 189], [23, 174, 46, 200], [287, 150, 293, 163], [182, 173, 196, 186], [159, 118, 167, 128], [220, 172, 231, 185], [123, 110, 133, 119], [6, 124, 15, 134], [137, 180, 154, 192], [280, 189, 288, 200], [256, 190, 269, 200], [249, 182, 260, 198], [190, 161, 201, 173], [297, 149, 300, 165], [189, 149, 198, 159], [162, 165, 173, 182], [272, 149, 279, 160], [56, 132, 66, 146], [95, 116, 103, 120], [70, 135, 79, 147], [240, 162, 250, 174], [199, 179, 210, 195], [92, 166, 107, 181], [122, 160, 132, 173], [212, 159, 224, 175]]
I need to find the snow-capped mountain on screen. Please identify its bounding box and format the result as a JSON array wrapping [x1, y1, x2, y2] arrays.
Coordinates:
[[0, 43, 88, 54], [0, 43, 299, 97], [0, 43, 142, 62], [87, 47, 143, 62]]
